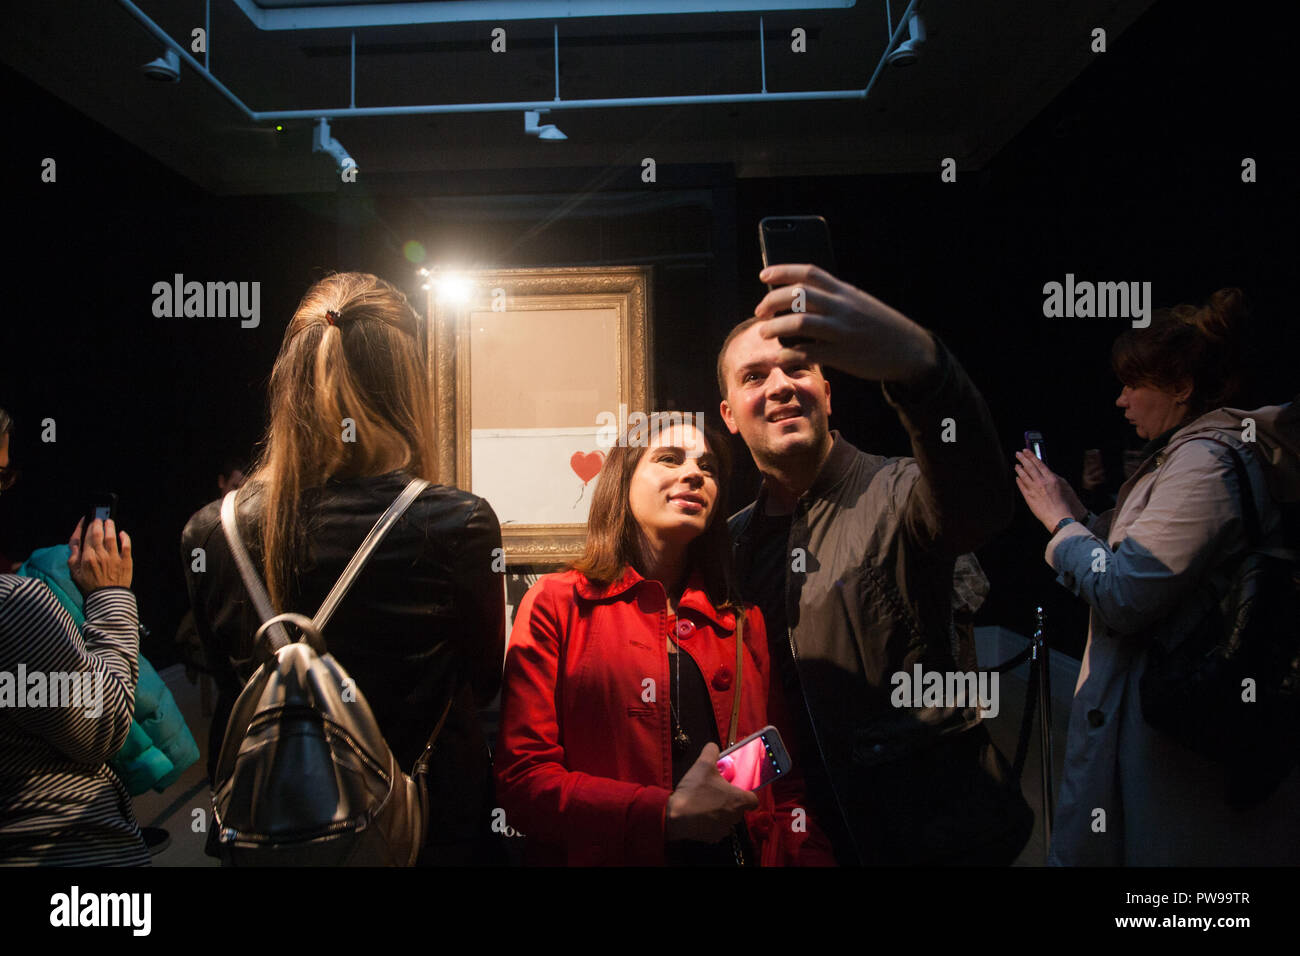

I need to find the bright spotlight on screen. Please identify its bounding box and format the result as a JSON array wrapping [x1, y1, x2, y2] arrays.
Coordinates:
[[435, 274, 473, 303]]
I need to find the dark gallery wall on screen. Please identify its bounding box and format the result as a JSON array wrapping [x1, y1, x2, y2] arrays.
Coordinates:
[[2, 0, 1295, 663], [1, 75, 338, 659]]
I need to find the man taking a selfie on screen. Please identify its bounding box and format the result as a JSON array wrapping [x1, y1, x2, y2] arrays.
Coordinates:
[[718, 264, 1031, 865]]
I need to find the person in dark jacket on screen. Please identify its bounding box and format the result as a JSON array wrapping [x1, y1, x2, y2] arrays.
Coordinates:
[[718, 264, 1030, 865], [181, 273, 505, 865]]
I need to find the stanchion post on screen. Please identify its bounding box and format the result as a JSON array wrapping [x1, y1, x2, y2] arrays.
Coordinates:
[[1032, 605, 1054, 860]]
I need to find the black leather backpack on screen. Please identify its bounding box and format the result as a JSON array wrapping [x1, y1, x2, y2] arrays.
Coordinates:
[[1140, 441, 1300, 810], [210, 479, 451, 865]]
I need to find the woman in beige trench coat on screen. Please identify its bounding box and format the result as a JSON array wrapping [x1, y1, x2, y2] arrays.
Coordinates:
[[1015, 288, 1300, 865]]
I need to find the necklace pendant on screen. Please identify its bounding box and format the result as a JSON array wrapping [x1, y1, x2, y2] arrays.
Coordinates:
[[673, 727, 691, 753]]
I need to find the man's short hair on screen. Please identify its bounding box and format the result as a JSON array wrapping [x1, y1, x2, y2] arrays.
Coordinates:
[[716, 316, 767, 399], [0, 407, 12, 439]]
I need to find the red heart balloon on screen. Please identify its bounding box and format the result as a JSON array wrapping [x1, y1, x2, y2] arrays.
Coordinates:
[[570, 450, 605, 484]]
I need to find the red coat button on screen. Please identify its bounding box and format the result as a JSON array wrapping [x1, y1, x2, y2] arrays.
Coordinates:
[[675, 619, 695, 639], [711, 666, 732, 691]]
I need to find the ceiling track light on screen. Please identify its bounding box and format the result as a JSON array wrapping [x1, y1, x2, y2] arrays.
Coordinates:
[[141, 49, 180, 82], [114, 1, 912, 136], [886, 11, 926, 67], [524, 109, 567, 141], [311, 117, 357, 173]]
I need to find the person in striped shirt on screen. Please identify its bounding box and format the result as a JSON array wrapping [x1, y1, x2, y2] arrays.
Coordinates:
[[0, 409, 148, 865]]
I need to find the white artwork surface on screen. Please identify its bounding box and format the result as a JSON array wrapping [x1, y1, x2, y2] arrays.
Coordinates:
[[471, 426, 607, 526]]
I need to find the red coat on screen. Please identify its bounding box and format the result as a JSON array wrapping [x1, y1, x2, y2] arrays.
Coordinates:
[[496, 566, 835, 865]]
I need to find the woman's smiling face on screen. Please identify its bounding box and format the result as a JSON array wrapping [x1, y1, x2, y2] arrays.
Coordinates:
[[627, 423, 718, 545]]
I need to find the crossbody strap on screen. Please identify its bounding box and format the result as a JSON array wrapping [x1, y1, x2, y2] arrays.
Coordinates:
[[727, 610, 745, 747], [220, 478, 430, 653]]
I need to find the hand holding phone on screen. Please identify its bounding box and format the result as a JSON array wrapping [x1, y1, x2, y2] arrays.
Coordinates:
[[753, 266, 937, 384], [759, 217, 836, 348], [83, 492, 119, 544], [665, 742, 759, 844], [1014, 448, 1089, 535], [1024, 431, 1046, 463], [67, 511, 132, 595]]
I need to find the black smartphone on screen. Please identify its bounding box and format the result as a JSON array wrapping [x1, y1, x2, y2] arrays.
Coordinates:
[[716, 724, 792, 792], [1024, 430, 1047, 463], [759, 216, 836, 347], [83, 492, 119, 543]]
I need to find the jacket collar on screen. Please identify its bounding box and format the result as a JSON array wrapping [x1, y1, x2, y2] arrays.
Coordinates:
[[1139, 424, 1180, 467], [752, 429, 857, 516], [573, 565, 736, 631], [805, 430, 858, 500], [1116, 416, 1225, 514]]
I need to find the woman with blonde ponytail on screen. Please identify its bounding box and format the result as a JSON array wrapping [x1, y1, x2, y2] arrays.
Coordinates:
[[182, 273, 506, 864], [1014, 287, 1300, 865]]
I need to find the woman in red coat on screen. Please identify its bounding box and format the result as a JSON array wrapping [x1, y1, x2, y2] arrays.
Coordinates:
[[496, 414, 833, 865]]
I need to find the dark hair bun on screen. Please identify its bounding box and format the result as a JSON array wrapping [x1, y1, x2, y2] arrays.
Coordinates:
[[1196, 287, 1247, 343]]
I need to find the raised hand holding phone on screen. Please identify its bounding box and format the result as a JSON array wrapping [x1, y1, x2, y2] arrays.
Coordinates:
[[81, 492, 118, 546], [754, 263, 938, 384], [1014, 449, 1088, 534], [759, 216, 835, 347], [1024, 430, 1047, 463], [67, 516, 133, 595]]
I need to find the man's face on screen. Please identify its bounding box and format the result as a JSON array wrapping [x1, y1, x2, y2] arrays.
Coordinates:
[[719, 324, 832, 467]]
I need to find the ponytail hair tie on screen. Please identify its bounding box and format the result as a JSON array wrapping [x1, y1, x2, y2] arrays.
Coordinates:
[[325, 309, 342, 326]]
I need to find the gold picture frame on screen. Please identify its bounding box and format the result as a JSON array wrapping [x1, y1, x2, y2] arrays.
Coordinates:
[[426, 266, 651, 566]]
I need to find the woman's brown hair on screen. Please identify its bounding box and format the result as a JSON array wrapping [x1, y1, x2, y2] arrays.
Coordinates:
[[572, 413, 740, 612], [1111, 287, 1252, 418], [245, 272, 436, 608]]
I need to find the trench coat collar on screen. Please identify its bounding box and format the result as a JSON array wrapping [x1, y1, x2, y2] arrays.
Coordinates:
[[573, 565, 736, 632], [1140, 424, 1180, 467]]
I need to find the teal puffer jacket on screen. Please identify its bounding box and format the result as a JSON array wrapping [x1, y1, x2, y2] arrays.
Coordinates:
[[18, 545, 200, 796]]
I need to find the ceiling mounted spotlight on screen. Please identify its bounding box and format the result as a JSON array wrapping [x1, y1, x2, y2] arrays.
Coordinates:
[[141, 49, 180, 82], [886, 12, 926, 67], [524, 110, 567, 141], [311, 117, 357, 173]]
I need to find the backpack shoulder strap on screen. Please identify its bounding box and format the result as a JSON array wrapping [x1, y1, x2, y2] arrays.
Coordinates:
[[220, 490, 292, 653], [220, 478, 431, 652], [1183, 436, 1261, 546], [312, 478, 430, 632]]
